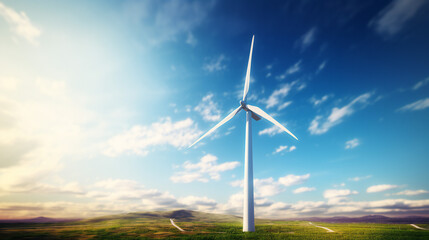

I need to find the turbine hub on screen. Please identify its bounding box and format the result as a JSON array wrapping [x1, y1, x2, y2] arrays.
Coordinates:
[[240, 100, 249, 111]]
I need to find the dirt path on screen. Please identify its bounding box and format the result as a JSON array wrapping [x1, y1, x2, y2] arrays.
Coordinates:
[[410, 224, 427, 230], [170, 219, 185, 232], [309, 222, 335, 232]]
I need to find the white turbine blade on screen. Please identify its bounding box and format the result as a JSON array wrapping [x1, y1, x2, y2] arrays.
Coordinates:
[[188, 106, 242, 148], [246, 104, 298, 140], [242, 35, 254, 101]]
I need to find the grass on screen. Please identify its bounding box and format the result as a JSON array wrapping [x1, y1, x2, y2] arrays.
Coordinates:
[[0, 211, 428, 239]]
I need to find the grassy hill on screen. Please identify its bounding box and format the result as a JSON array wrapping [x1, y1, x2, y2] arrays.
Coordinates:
[[0, 210, 428, 239]]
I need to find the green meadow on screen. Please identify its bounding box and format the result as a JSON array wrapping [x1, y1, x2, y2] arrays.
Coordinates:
[[1, 211, 428, 239]]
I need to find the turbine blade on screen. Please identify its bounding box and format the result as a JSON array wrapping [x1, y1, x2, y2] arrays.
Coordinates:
[[242, 35, 254, 101], [246, 104, 298, 140], [188, 106, 242, 148]]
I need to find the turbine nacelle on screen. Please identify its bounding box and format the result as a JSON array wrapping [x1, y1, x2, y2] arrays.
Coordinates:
[[240, 100, 249, 111], [240, 100, 261, 121]]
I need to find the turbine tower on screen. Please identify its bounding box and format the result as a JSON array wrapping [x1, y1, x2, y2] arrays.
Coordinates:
[[189, 35, 298, 232]]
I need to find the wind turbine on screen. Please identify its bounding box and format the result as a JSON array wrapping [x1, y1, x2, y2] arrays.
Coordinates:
[[189, 35, 298, 232]]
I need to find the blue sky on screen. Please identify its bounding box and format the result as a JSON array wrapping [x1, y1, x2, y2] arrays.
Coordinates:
[[0, 0, 428, 219]]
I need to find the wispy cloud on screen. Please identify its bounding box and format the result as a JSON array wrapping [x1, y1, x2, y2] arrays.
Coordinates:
[[324, 189, 358, 204], [273, 145, 296, 154], [367, 184, 399, 193], [348, 175, 372, 182], [345, 138, 360, 149], [264, 81, 299, 109], [317, 60, 327, 74], [296, 27, 317, 51], [393, 189, 428, 196], [254, 178, 284, 197], [203, 54, 227, 72], [398, 98, 429, 112], [324, 189, 357, 199], [103, 117, 202, 157], [293, 187, 315, 194], [186, 32, 197, 46], [4, 195, 429, 219], [276, 61, 302, 80], [194, 93, 222, 121], [369, 0, 426, 37], [278, 101, 292, 110], [0, 2, 41, 45], [230, 173, 310, 197], [309, 92, 373, 135], [171, 154, 239, 183], [412, 77, 429, 90], [259, 125, 283, 137], [123, 0, 214, 45], [278, 174, 310, 187], [310, 94, 331, 107]]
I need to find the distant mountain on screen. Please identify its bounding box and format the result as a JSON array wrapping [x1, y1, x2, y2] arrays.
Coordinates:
[[79, 209, 241, 224], [0, 216, 81, 223], [1, 210, 428, 224]]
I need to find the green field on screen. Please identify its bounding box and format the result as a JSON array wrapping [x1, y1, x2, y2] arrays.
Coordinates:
[[1, 210, 428, 239]]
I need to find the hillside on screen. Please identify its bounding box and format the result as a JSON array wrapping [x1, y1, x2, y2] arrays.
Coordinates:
[[0, 210, 428, 239]]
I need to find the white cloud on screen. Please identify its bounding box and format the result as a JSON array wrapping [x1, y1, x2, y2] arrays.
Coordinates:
[[87, 179, 163, 202], [276, 61, 302, 80], [265, 82, 296, 108], [296, 27, 317, 51], [258, 125, 283, 136], [293, 187, 315, 194], [393, 189, 429, 196], [194, 93, 222, 122], [398, 98, 429, 112], [231, 174, 309, 197], [103, 117, 202, 157], [413, 77, 429, 90], [310, 95, 330, 106], [0, 2, 41, 45], [345, 138, 360, 149], [254, 178, 284, 197], [324, 189, 358, 204], [274, 145, 288, 154], [317, 61, 327, 73], [177, 196, 217, 211], [308, 92, 373, 135], [4, 196, 429, 219], [370, 0, 426, 37], [278, 174, 310, 187], [348, 175, 372, 182], [84, 178, 220, 213], [324, 189, 357, 199], [278, 101, 292, 111], [203, 54, 227, 72], [186, 32, 197, 46], [367, 184, 399, 193], [273, 145, 296, 154], [171, 154, 239, 183]]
